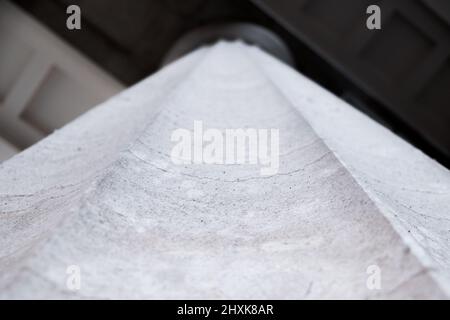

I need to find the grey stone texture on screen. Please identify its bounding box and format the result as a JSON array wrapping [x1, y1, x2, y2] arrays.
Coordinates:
[[1, 42, 449, 299]]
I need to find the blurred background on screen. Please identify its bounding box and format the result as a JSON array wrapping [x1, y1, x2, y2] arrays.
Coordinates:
[[0, 0, 449, 168]]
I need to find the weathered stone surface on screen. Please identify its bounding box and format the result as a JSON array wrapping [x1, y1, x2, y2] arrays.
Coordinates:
[[1, 42, 449, 299]]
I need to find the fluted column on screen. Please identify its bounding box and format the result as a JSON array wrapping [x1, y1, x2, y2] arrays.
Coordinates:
[[1, 42, 449, 299]]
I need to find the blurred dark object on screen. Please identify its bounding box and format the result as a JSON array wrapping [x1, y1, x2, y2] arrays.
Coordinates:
[[253, 0, 450, 165], [13, 0, 289, 84], [11, 0, 450, 167], [423, 0, 450, 25], [161, 23, 294, 66]]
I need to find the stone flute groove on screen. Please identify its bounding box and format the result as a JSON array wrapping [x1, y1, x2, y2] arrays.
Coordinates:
[[0, 41, 449, 299]]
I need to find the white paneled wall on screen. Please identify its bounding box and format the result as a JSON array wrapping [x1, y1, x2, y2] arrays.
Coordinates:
[[0, 1, 124, 162]]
